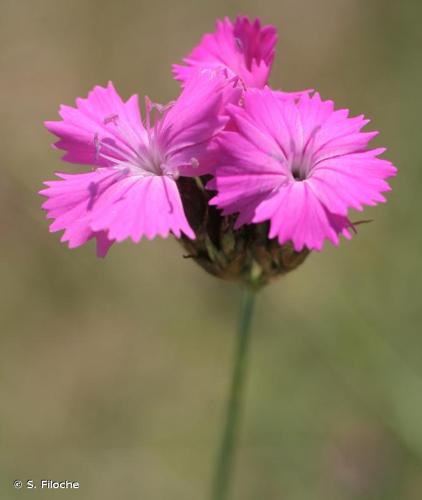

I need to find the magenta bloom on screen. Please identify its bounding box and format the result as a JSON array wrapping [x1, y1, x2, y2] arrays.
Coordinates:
[[208, 89, 397, 251], [41, 71, 239, 256], [173, 16, 277, 89]]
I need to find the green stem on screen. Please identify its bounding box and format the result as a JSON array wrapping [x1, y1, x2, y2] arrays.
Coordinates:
[[211, 287, 256, 500]]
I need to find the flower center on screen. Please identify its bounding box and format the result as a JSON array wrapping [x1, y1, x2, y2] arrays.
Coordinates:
[[289, 125, 322, 182], [94, 112, 181, 179], [291, 163, 307, 181]]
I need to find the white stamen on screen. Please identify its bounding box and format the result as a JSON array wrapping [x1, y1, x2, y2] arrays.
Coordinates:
[[92, 104, 181, 181], [98, 138, 139, 163], [145, 96, 152, 131], [161, 163, 180, 180], [94, 133, 101, 162]]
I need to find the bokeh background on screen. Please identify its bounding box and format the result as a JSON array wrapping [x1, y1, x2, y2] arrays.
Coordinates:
[[1, 0, 421, 499]]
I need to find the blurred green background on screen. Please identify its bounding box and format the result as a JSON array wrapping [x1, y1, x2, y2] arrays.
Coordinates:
[[1, 0, 420, 499]]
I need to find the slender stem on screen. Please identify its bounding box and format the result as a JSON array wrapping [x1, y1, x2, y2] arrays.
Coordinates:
[[211, 287, 256, 500]]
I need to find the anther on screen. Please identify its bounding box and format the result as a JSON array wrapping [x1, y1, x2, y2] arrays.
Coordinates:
[[151, 101, 173, 113], [235, 37, 244, 52], [103, 114, 119, 126], [190, 157, 199, 168]]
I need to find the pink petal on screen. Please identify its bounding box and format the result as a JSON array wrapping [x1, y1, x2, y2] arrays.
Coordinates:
[[208, 129, 287, 220], [163, 69, 239, 146], [89, 175, 194, 241], [229, 89, 299, 160], [309, 150, 396, 215], [45, 82, 146, 167], [209, 87, 397, 251], [40, 168, 194, 254], [95, 231, 114, 258], [173, 16, 277, 89], [161, 69, 241, 176], [254, 181, 352, 251]]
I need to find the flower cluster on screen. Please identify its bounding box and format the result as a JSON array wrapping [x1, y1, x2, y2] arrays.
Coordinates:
[[41, 16, 396, 287]]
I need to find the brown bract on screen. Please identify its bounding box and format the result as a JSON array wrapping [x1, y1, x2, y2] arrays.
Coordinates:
[[177, 177, 309, 290]]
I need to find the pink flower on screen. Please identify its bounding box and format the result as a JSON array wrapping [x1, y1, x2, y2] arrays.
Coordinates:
[[208, 89, 397, 251], [41, 71, 239, 256], [173, 16, 277, 89]]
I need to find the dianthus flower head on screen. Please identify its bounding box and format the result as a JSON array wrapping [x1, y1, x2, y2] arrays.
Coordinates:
[[208, 88, 397, 252], [40, 70, 240, 256], [173, 16, 277, 89]]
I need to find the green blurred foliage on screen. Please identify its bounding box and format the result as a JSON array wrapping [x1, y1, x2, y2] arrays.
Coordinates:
[[0, 0, 421, 499]]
